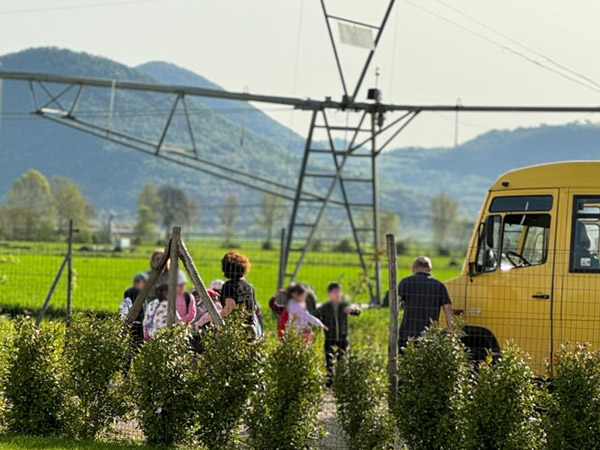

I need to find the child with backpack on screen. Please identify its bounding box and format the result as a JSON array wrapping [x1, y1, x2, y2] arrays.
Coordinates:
[[143, 283, 173, 339], [175, 270, 196, 325], [119, 272, 149, 345], [316, 282, 361, 386]]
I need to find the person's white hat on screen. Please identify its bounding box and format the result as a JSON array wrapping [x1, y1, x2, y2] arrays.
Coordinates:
[[210, 279, 225, 290], [177, 270, 188, 285]]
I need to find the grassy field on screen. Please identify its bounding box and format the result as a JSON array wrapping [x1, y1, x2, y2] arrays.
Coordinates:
[[0, 237, 462, 349], [0, 435, 152, 450]]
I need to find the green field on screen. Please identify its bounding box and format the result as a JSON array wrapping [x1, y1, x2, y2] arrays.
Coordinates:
[[0, 237, 462, 348]]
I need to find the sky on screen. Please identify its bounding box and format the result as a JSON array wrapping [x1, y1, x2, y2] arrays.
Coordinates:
[[1, 0, 600, 148]]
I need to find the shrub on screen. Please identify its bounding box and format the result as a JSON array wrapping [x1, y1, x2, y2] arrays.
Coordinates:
[[246, 327, 324, 449], [333, 347, 396, 450], [543, 345, 600, 450], [333, 237, 354, 253], [393, 326, 468, 450], [0, 319, 15, 426], [4, 317, 65, 435], [128, 326, 195, 446], [192, 308, 264, 449], [463, 346, 540, 450], [63, 313, 131, 439]]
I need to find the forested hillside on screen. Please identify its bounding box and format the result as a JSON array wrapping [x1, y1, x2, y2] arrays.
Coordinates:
[[1, 47, 600, 232]]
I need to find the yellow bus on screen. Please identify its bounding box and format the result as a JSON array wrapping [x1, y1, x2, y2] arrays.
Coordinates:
[[445, 161, 600, 373]]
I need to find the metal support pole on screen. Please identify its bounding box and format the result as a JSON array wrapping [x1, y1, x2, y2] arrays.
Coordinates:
[[167, 227, 180, 327], [66, 219, 73, 322], [277, 227, 287, 290], [386, 233, 399, 403], [285, 109, 318, 280], [36, 255, 69, 326], [371, 113, 381, 304]]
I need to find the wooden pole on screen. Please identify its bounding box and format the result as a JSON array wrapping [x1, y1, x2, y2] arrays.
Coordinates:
[[126, 240, 170, 325], [36, 254, 69, 326], [167, 227, 180, 327], [277, 227, 286, 290], [178, 238, 224, 327], [66, 219, 73, 322], [386, 233, 399, 403]]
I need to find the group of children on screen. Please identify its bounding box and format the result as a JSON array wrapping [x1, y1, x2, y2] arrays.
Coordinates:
[[118, 258, 224, 344], [118, 249, 362, 383], [269, 281, 361, 384]]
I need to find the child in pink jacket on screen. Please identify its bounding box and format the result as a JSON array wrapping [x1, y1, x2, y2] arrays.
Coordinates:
[[176, 270, 196, 324]]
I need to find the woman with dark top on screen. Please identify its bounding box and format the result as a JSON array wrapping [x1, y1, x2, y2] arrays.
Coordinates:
[[220, 251, 263, 337]]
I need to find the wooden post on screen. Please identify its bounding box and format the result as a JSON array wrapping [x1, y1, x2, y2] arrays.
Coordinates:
[[66, 219, 73, 322], [277, 227, 286, 290], [126, 240, 171, 325], [386, 233, 399, 403], [167, 227, 180, 327], [179, 238, 224, 327], [36, 254, 69, 326]]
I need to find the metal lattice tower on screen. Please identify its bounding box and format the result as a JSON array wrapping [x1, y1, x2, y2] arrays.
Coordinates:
[[2, 0, 600, 302]]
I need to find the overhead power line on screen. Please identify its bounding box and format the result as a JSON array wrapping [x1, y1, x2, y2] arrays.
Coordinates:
[[401, 0, 600, 96], [0, 0, 166, 15], [432, 0, 600, 90]]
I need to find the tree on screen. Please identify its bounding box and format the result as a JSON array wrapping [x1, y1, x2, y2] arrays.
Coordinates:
[[430, 193, 459, 250], [135, 205, 156, 240], [6, 169, 56, 240], [51, 176, 93, 233], [255, 193, 286, 249], [137, 184, 161, 220], [219, 194, 240, 246], [157, 185, 190, 237], [379, 211, 400, 246]]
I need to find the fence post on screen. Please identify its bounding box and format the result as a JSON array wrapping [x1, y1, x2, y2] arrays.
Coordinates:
[[66, 219, 74, 323], [277, 227, 286, 290], [126, 241, 170, 325], [179, 237, 224, 327], [167, 227, 180, 327], [386, 233, 399, 404]]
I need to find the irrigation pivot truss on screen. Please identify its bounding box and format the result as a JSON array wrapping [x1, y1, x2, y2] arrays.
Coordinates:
[[2, 0, 600, 302]]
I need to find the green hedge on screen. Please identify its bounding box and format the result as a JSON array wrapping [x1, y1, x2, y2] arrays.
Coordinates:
[[3, 316, 600, 449], [332, 347, 395, 450]]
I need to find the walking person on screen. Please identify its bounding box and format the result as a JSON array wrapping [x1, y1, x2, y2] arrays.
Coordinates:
[[118, 272, 149, 346], [398, 256, 454, 350], [315, 282, 361, 386], [279, 284, 326, 341]]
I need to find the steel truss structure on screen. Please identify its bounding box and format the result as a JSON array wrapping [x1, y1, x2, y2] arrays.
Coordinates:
[[2, 0, 600, 301]]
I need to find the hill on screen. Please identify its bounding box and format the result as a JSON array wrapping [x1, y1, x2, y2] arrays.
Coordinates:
[[1, 47, 600, 235]]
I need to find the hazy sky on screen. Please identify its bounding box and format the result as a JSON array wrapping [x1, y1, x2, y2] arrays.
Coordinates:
[[1, 0, 600, 147]]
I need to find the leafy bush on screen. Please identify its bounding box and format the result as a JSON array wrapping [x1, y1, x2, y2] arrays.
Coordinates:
[[393, 326, 468, 450], [192, 308, 264, 449], [246, 327, 324, 449], [0, 319, 15, 426], [333, 347, 396, 450], [128, 326, 195, 446], [333, 237, 355, 253], [4, 317, 65, 435], [543, 345, 600, 450], [63, 313, 131, 438], [463, 346, 540, 450]]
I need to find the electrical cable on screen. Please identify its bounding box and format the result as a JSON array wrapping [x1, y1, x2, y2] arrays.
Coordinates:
[[402, 0, 600, 96], [0, 0, 166, 15]]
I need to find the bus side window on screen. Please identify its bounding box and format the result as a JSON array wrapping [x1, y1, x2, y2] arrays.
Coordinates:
[[476, 215, 501, 272], [571, 197, 600, 272]]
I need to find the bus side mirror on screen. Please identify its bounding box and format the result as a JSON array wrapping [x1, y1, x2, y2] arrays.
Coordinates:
[[484, 215, 495, 248]]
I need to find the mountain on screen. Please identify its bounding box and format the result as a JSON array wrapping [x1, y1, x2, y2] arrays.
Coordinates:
[[1, 47, 600, 235], [136, 61, 307, 154]]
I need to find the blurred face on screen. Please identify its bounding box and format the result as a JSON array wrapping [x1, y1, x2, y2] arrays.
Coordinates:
[[151, 252, 162, 269], [329, 288, 342, 303], [292, 291, 307, 305], [177, 283, 186, 295], [134, 279, 146, 289]]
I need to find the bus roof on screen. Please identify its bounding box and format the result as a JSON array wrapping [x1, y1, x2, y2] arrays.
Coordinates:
[[490, 161, 600, 191]]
